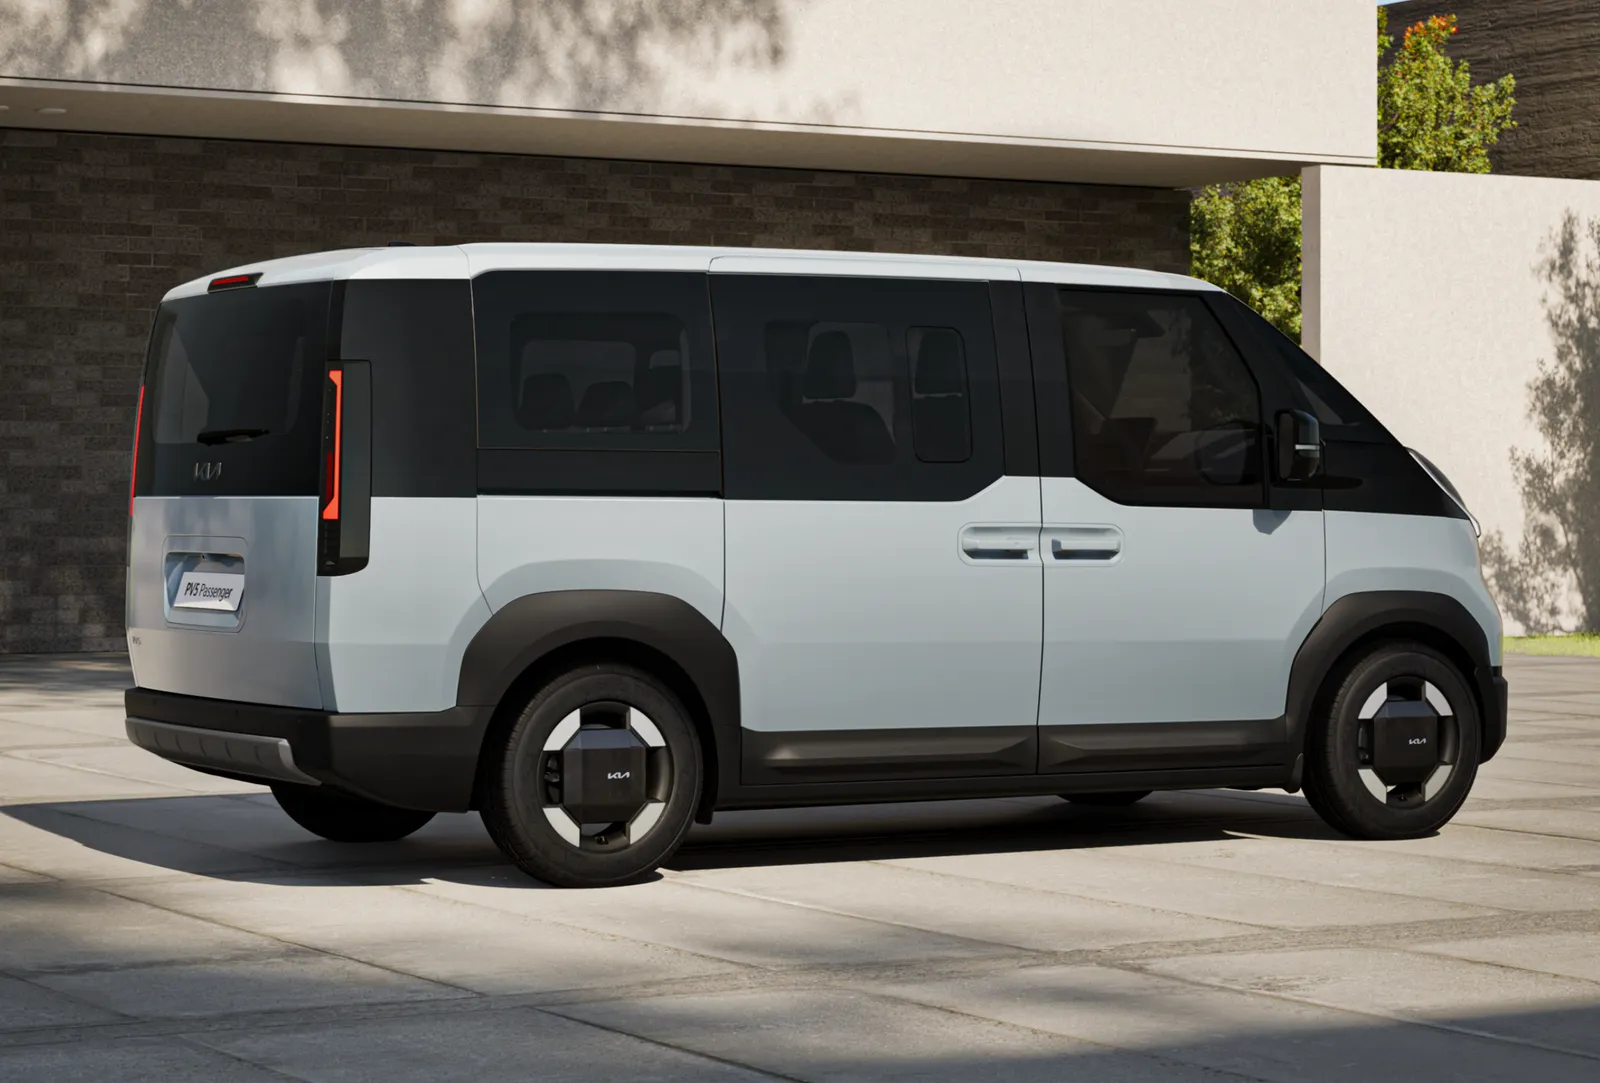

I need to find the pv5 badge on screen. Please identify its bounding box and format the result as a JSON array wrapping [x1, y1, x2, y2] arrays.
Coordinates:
[[173, 571, 245, 612]]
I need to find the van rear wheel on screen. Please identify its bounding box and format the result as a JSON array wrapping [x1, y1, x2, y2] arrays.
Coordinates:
[[270, 783, 436, 843], [479, 662, 702, 888], [1302, 641, 1480, 840]]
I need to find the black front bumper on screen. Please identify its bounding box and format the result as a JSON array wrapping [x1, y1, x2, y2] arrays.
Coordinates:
[[1479, 666, 1509, 762], [125, 688, 490, 812]]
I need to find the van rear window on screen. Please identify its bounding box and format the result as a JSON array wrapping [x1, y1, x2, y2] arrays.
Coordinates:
[[142, 283, 331, 496]]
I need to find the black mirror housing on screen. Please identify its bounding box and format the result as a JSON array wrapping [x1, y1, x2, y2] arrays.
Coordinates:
[[1276, 409, 1322, 482]]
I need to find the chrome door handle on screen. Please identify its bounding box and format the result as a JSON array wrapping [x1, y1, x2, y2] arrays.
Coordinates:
[[1044, 525, 1122, 562], [959, 525, 1039, 564]]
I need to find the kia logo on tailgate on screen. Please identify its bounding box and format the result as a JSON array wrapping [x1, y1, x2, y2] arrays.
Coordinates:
[[194, 461, 222, 481]]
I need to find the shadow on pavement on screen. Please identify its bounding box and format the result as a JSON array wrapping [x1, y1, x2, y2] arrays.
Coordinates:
[[2, 787, 1333, 888], [670, 790, 1336, 872]]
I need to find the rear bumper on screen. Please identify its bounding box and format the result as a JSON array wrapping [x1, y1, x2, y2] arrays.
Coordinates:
[[124, 688, 489, 812], [1479, 666, 1509, 763], [127, 717, 322, 786]]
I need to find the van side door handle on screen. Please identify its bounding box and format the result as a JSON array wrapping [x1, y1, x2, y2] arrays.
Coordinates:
[[1043, 525, 1123, 563], [959, 525, 1040, 564]]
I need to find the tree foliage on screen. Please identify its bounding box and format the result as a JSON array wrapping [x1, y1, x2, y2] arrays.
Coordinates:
[[1378, 11, 1517, 172], [1190, 177, 1303, 339], [1190, 9, 1517, 339]]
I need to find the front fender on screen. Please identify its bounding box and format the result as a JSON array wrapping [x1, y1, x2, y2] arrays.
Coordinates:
[[1284, 590, 1503, 779]]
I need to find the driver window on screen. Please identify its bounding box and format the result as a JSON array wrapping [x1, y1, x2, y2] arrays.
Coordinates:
[[1059, 290, 1263, 508]]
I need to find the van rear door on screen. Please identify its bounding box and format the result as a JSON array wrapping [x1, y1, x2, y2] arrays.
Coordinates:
[[127, 281, 333, 708]]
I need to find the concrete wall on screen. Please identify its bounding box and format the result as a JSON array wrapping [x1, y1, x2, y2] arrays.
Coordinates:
[[0, 0, 1377, 186], [0, 127, 1190, 654], [1382, 0, 1600, 181], [1304, 164, 1600, 634]]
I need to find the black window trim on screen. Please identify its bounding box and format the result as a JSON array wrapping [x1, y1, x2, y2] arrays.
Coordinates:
[[1199, 290, 1343, 513], [1202, 289, 1394, 446], [989, 280, 1040, 478]]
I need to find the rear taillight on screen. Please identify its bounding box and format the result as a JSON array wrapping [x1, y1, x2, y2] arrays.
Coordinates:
[[322, 369, 343, 522], [129, 384, 144, 516], [318, 362, 369, 576]]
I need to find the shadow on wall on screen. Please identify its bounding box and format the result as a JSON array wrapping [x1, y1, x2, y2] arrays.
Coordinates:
[[0, 0, 828, 120], [1482, 211, 1600, 634]]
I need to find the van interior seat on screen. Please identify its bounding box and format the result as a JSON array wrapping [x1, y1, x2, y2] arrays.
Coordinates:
[[518, 373, 575, 431], [575, 380, 638, 430], [637, 365, 682, 427], [798, 330, 895, 464]]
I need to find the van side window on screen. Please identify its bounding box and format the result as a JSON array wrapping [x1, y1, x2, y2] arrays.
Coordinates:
[[472, 271, 718, 452], [1059, 290, 1264, 508], [712, 275, 1002, 501]]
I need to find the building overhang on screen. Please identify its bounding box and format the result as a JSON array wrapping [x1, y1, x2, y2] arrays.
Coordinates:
[[0, 0, 1378, 188], [0, 78, 1371, 188]]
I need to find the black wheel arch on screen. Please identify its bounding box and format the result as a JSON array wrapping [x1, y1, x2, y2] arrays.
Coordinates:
[[1285, 590, 1505, 777], [456, 590, 740, 821]]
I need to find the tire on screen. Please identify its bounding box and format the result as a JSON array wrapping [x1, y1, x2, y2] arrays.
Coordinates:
[[479, 661, 702, 888], [270, 783, 436, 843], [1302, 640, 1480, 840], [1062, 791, 1152, 807]]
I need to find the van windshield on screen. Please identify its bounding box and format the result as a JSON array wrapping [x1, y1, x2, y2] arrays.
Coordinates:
[[143, 283, 331, 496]]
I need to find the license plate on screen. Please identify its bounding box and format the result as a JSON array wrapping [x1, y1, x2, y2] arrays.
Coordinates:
[[173, 571, 245, 612]]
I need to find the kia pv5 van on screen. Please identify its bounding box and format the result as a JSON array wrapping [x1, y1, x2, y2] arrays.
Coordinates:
[[123, 244, 1507, 887]]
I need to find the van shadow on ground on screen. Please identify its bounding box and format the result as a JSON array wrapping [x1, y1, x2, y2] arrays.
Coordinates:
[[2, 788, 1335, 889]]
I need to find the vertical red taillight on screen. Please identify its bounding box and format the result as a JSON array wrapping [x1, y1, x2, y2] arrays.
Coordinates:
[[129, 384, 145, 516], [318, 360, 369, 577], [321, 368, 343, 521]]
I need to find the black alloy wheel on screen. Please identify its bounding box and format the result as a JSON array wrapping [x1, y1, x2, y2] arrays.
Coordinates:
[[480, 662, 702, 888], [1303, 641, 1480, 840]]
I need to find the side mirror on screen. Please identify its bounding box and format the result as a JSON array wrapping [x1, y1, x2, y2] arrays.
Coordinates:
[[1276, 409, 1322, 482]]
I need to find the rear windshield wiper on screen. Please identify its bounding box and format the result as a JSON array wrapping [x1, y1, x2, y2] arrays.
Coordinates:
[[196, 427, 270, 445]]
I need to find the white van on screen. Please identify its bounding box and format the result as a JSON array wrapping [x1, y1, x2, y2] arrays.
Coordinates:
[[124, 244, 1506, 888]]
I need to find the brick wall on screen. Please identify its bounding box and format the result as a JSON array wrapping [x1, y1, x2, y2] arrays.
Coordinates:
[[0, 127, 1189, 654], [1383, 0, 1600, 180]]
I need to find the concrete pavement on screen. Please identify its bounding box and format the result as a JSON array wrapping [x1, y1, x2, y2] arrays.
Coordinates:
[[2, 653, 1599, 1081]]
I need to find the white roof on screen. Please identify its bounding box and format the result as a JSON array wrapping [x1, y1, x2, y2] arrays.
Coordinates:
[[162, 243, 1217, 302]]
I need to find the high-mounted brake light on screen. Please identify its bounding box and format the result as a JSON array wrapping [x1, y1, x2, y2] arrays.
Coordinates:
[[207, 272, 262, 292], [129, 384, 144, 516], [322, 369, 343, 521]]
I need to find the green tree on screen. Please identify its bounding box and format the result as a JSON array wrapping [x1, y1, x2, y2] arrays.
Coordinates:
[[1189, 9, 1517, 339], [1191, 177, 1303, 339], [1378, 11, 1516, 173]]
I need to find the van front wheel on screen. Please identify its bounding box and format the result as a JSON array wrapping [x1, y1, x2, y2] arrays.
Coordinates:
[[270, 783, 436, 842], [1302, 641, 1480, 840]]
